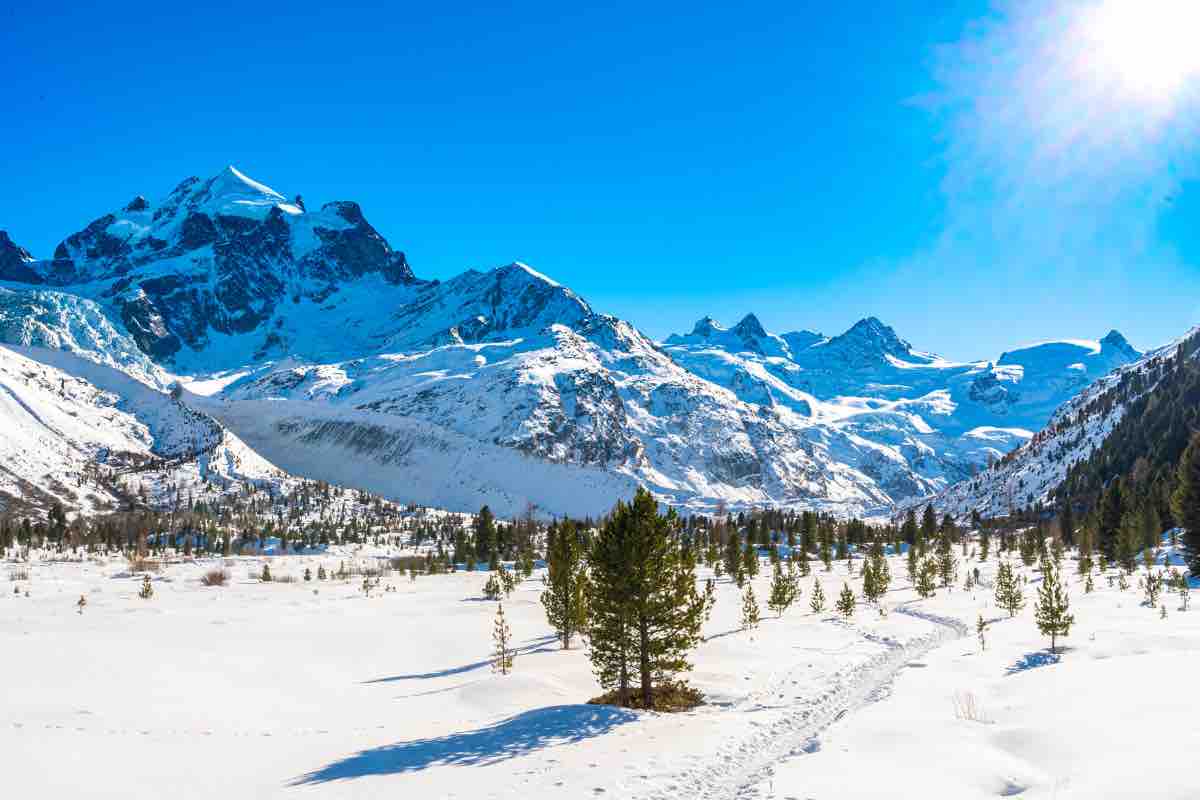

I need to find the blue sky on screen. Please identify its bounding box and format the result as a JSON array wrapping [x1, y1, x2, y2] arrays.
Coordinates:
[[3, 0, 1198, 360]]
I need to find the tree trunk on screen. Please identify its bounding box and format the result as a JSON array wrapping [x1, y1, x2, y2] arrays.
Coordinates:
[[640, 619, 652, 709]]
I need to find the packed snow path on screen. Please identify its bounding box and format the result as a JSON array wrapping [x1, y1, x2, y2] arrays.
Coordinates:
[[632, 604, 969, 800]]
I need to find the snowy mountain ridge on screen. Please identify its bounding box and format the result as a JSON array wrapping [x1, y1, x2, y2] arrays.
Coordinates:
[[929, 326, 1197, 518], [0, 166, 1146, 518]]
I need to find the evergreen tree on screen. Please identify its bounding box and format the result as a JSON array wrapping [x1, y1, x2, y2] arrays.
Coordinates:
[[1034, 556, 1073, 654], [742, 539, 760, 579], [541, 520, 589, 649], [1116, 507, 1141, 572], [492, 603, 514, 674], [836, 582, 856, 618], [586, 489, 704, 708], [937, 549, 957, 589], [723, 528, 742, 578], [861, 560, 878, 602], [915, 557, 937, 598], [475, 505, 499, 569], [741, 583, 761, 630], [994, 561, 1024, 617], [1097, 481, 1124, 562], [809, 579, 826, 614], [1172, 435, 1200, 575], [1058, 498, 1076, 548], [767, 563, 793, 617], [483, 572, 502, 600], [260, 563, 272, 583], [138, 574, 154, 600], [976, 613, 986, 651]]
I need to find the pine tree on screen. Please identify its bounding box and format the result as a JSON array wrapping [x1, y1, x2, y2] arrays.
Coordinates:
[[260, 562, 272, 583], [937, 549, 957, 589], [303, 567, 312, 582], [741, 583, 761, 631], [138, 574, 153, 600], [476, 505, 499, 570], [1084, 572, 1094, 593], [861, 560, 878, 603], [541, 520, 589, 649], [491, 603, 514, 675], [723, 529, 742, 578], [996, 561, 1025, 616], [742, 540, 760, 579], [499, 566, 518, 596], [1058, 498, 1076, 548], [1172, 435, 1200, 575], [915, 557, 938, 598], [483, 573, 502, 600], [586, 489, 704, 708], [767, 563, 793, 617], [874, 553, 891, 595], [1034, 556, 1073, 654], [317, 564, 327, 580], [809, 579, 826, 614], [1097, 481, 1124, 562], [836, 582, 856, 618]]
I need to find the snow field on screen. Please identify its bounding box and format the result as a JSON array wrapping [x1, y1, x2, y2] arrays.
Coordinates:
[[1, 546, 1196, 799]]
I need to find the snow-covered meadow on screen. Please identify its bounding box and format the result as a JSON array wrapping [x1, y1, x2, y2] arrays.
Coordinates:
[[2, 546, 1196, 799]]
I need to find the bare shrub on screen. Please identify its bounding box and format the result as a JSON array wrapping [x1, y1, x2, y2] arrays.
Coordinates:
[[274, 574, 298, 584], [8, 568, 30, 582], [952, 690, 991, 724], [201, 568, 229, 587]]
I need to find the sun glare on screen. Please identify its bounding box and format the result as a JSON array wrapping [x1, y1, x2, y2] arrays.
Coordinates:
[[1079, 0, 1200, 103]]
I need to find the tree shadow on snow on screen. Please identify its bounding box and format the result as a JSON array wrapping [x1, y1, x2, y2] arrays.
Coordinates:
[[290, 704, 637, 784], [362, 634, 559, 683], [1005, 648, 1066, 676]]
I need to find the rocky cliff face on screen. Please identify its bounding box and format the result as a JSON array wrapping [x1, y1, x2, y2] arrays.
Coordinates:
[[13, 167, 420, 363]]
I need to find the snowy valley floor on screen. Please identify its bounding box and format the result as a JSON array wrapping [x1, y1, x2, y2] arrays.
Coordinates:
[[3, 550, 1198, 799]]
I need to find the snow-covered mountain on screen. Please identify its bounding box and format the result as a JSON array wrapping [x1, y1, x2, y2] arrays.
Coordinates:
[[931, 328, 1196, 518], [0, 166, 1144, 518]]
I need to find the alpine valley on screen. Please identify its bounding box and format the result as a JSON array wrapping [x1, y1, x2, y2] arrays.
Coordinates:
[[0, 166, 1147, 519]]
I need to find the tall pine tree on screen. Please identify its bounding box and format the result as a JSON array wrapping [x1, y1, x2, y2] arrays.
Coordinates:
[[541, 520, 589, 649]]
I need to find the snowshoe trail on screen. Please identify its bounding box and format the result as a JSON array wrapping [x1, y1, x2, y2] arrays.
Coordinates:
[[630, 604, 968, 800]]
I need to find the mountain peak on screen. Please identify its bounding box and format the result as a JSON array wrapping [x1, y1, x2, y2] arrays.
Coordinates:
[[813, 316, 913, 365], [689, 316, 722, 337], [1100, 329, 1139, 359], [0, 231, 43, 283], [732, 313, 767, 340]]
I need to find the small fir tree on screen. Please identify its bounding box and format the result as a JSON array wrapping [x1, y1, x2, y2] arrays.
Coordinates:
[[994, 561, 1024, 617], [836, 582, 856, 619], [260, 563, 272, 583], [976, 613, 986, 651], [138, 574, 154, 600], [741, 583, 761, 631], [1034, 556, 1073, 654], [809, 579, 826, 614], [767, 563, 793, 617], [915, 557, 938, 599], [492, 603, 514, 674]]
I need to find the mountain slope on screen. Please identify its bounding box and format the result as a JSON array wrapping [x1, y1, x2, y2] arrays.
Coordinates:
[[932, 327, 1198, 518], [0, 166, 1146, 519]]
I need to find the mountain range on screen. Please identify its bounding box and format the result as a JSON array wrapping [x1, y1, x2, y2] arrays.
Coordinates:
[[0, 166, 1146, 518]]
